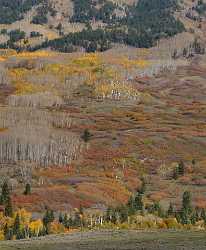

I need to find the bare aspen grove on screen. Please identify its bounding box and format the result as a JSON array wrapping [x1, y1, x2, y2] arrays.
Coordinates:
[[0, 106, 81, 167], [0, 50, 179, 170]]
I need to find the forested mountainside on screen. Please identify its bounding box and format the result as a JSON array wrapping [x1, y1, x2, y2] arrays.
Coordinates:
[[0, 0, 186, 52], [1, 0, 206, 244], [0, 0, 43, 24]]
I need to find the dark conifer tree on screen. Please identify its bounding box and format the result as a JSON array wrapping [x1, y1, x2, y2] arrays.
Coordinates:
[[0, 181, 10, 205], [4, 196, 13, 217], [13, 213, 21, 238], [24, 183, 31, 195], [200, 208, 206, 222], [167, 202, 174, 217], [134, 192, 143, 211], [178, 161, 185, 176]]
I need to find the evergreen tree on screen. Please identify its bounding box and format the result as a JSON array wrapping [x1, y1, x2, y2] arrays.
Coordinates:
[[24, 183, 31, 195], [194, 207, 200, 222], [73, 210, 81, 227], [178, 161, 185, 176], [183, 47, 187, 57], [172, 167, 178, 180], [4, 223, 13, 240], [200, 208, 206, 222], [106, 206, 112, 222], [58, 212, 63, 224], [43, 209, 55, 233], [79, 204, 84, 216], [180, 191, 192, 224], [67, 217, 73, 228], [192, 159, 196, 166], [63, 213, 68, 227], [172, 49, 177, 59], [134, 192, 143, 211], [49, 210, 55, 222], [175, 211, 181, 223], [167, 202, 174, 217], [110, 208, 117, 224], [81, 129, 92, 142], [127, 196, 136, 215], [0, 181, 10, 205], [117, 205, 128, 223], [4, 197, 13, 217], [13, 213, 21, 238], [139, 177, 146, 194], [180, 209, 190, 225], [182, 191, 192, 212], [190, 212, 196, 225]]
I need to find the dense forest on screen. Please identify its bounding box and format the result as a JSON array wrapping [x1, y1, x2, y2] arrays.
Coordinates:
[[0, 0, 44, 24], [0, 0, 185, 52], [30, 0, 185, 52]]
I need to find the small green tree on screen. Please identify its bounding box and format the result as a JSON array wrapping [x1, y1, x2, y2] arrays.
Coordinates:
[[24, 183, 31, 195], [4, 196, 13, 217], [200, 208, 206, 222], [192, 159, 196, 166], [63, 213, 68, 227], [43, 209, 55, 233], [180, 191, 192, 224], [194, 207, 200, 222], [180, 208, 190, 224], [0, 181, 10, 205], [172, 49, 177, 59], [190, 212, 196, 225], [81, 129, 92, 142], [134, 192, 143, 211], [183, 47, 187, 57], [127, 196, 136, 215], [117, 205, 128, 223], [106, 206, 112, 222], [172, 167, 179, 180], [13, 213, 21, 237], [178, 161, 185, 176], [182, 191, 192, 212], [58, 213, 63, 224], [4, 223, 13, 240], [167, 202, 174, 217], [139, 177, 146, 194]]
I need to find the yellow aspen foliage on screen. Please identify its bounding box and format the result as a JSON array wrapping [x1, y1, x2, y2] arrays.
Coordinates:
[[15, 208, 31, 228], [0, 49, 17, 58], [15, 51, 55, 59], [48, 221, 66, 234], [29, 219, 43, 237], [9, 68, 52, 95], [1, 216, 14, 228], [120, 57, 149, 69], [72, 53, 101, 68], [0, 230, 4, 240], [94, 81, 140, 100]]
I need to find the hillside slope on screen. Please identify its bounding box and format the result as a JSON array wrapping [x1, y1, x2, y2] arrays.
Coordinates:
[[0, 0, 201, 52], [0, 0, 206, 228]]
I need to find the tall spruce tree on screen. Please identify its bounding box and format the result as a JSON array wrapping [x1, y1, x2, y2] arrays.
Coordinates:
[[167, 202, 174, 217], [4, 196, 13, 217], [180, 191, 192, 224], [24, 183, 31, 195], [178, 161, 185, 176], [0, 181, 10, 205], [139, 178, 146, 194], [13, 213, 21, 238], [200, 208, 206, 222], [134, 192, 143, 211]]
